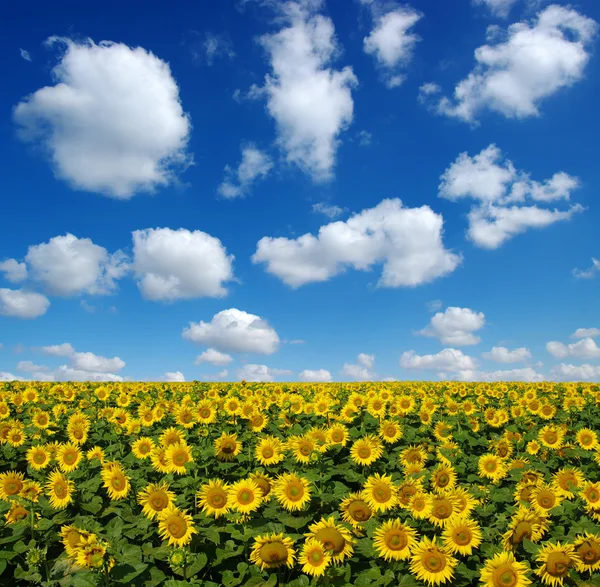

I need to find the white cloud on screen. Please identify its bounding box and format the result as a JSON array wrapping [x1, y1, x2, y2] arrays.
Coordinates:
[[193, 32, 235, 66], [288, 339, 305, 344], [363, 4, 422, 88], [400, 348, 478, 372], [236, 364, 292, 382], [25, 234, 129, 296], [426, 299, 443, 312], [161, 371, 186, 382], [298, 369, 332, 382], [423, 6, 597, 123], [312, 202, 344, 219], [357, 353, 375, 369], [0, 289, 50, 319], [341, 353, 375, 381], [41, 342, 75, 357], [0, 372, 25, 382], [80, 300, 96, 313], [131, 228, 234, 301], [70, 351, 125, 373], [20, 48, 32, 62], [472, 0, 519, 19], [482, 346, 532, 363], [551, 363, 600, 382], [439, 145, 583, 249], [182, 308, 280, 354], [202, 369, 229, 381], [572, 328, 600, 339], [418, 307, 485, 346], [218, 145, 273, 199], [0, 259, 27, 283], [357, 130, 372, 147], [546, 338, 600, 360], [253, 198, 461, 288], [53, 366, 124, 382], [13, 37, 191, 198], [194, 348, 233, 366], [450, 366, 545, 382], [16, 361, 49, 373], [254, 0, 357, 181], [573, 258, 600, 279]]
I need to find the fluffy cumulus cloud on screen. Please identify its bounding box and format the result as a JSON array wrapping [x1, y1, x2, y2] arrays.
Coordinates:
[[218, 145, 273, 199], [546, 338, 600, 360], [53, 366, 123, 382], [472, 0, 519, 19], [161, 371, 186, 382], [0, 372, 25, 382], [41, 342, 75, 357], [253, 198, 461, 288], [253, 0, 357, 181], [25, 234, 129, 296], [202, 369, 229, 381], [0, 260, 27, 283], [236, 364, 292, 382], [298, 368, 332, 382], [418, 307, 485, 346], [439, 145, 583, 249], [448, 366, 545, 382], [194, 348, 233, 366], [16, 361, 48, 373], [340, 353, 375, 381], [362, 1, 422, 88], [482, 346, 532, 363], [572, 328, 600, 339], [400, 348, 478, 372], [573, 258, 600, 279], [182, 308, 280, 354], [131, 228, 234, 301], [312, 202, 344, 219], [551, 363, 600, 382], [420, 6, 597, 123], [13, 37, 191, 198], [0, 289, 50, 319], [69, 351, 125, 373]]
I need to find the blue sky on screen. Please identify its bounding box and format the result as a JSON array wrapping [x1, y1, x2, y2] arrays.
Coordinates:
[[1, 0, 599, 383]]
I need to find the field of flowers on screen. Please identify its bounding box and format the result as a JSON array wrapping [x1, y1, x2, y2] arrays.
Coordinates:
[[0, 380, 599, 587]]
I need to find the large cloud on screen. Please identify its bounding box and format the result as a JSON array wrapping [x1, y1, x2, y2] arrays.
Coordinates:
[[253, 199, 461, 288], [13, 37, 191, 198], [400, 348, 478, 372], [194, 348, 233, 366], [182, 308, 280, 354], [546, 338, 600, 360], [236, 364, 292, 382], [572, 328, 600, 339], [420, 5, 597, 123], [418, 307, 485, 346], [253, 0, 357, 181], [0, 289, 50, 319], [482, 346, 531, 363], [0, 260, 27, 283], [298, 369, 332, 382], [131, 228, 234, 301], [472, 0, 518, 19], [550, 363, 600, 382]]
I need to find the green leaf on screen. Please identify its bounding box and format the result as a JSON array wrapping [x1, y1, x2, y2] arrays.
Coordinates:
[[81, 495, 103, 515], [186, 553, 208, 578], [111, 562, 148, 583]]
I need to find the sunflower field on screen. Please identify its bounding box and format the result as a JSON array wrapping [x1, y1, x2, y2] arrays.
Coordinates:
[[0, 380, 600, 587]]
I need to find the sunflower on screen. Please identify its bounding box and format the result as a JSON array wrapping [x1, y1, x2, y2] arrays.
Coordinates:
[[373, 519, 418, 561], [255, 436, 284, 466], [0, 471, 25, 501], [576, 428, 598, 451], [45, 470, 74, 509], [299, 538, 332, 577], [197, 479, 231, 518], [502, 507, 548, 550], [478, 454, 508, 483], [552, 467, 584, 499], [131, 437, 155, 459], [5, 502, 28, 524], [444, 487, 478, 518], [573, 532, 600, 574], [273, 473, 311, 512], [76, 539, 109, 570], [101, 464, 130, 500], [60, 525, 94, 557], [250, 533, 296, 571], [350, 435, 383, 466], [409, 536, 457, 586], [20, 480, 43, 502], [538, 425, 565, 450], [378, 419, 403, 444], [228, 479, 263, 515], [526, 440, 541, 455], [250, 472, 273, 499], [400, 445, 428, 472], [196, 400, 217, 424], [480, 551, 532, 587], [56, 443, 82, 473], [289, 435, 316, 464], [150, 448, 171, 474], [408, 490, 433, 520], [7, 428, 26, 447], [137, 482, 175, 520], [535, 542, 581, 587], [441, 516, 482, 555], [215, 432, 242, 461], [362, 473, 397, 513], [430, 464, 457, 492], [32, 412, 51, 429], [175, 406, 196, 429], [165, 442, 194, 475], [428, 494, 458, 528], [305, 517, 354, 564], [530, 483, 562, 517], [26, 445, 51, 470], [159, 427, 186, 447], [327, 423, 349, 446], [581, 481, 600, 510], [86, 446, 105, 463], [340, 492, 373, 527], [157, 505, 197, 547]]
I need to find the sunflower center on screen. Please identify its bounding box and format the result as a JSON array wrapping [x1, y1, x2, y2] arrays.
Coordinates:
[[453, 528, 472, 546], [173, 451, 188, 466], [511, 521, 532, 545], [492, 565, 518, 587], [150, 491, 168, 511], [386, 530, 408, 551], [357, 446, 371, 459], [254, 478, 271, 497], [399, 486, 418, 505], [423, 549, 446, 573], [285, 482, 304, 501], [432, 498, 453, 519], [38, 415, 48, 425], [558, 474, 577, 491], [536, 490, 556, 509], [484, 460, 498, 472], [208, 490, 226, 508], [544, 432, 558, 444], [221, 441, 236, 454], [348, 500, 372, 522], [139, 444, 151, 454], [331, 431, 343, 442], [546, 552, 571, 577], [111, 474, 125, 490], [580, 434, 593, 446], [199, 409, 211, 418], [64, 451, 78, 465], [54, 482, 66, 498], [238, 489, 254, 505], [373, 484, 392, 503], [262, 447, 274, 458], [586, 488, 600, 503], [260, 542, 288, 564], [166, 515, 187, 539], [578, 542, 600, 564], [315, 528, 345, 554], [436, 473, 450, 487], [67, 530, 81, 548], [308, 550, 326, 566]]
